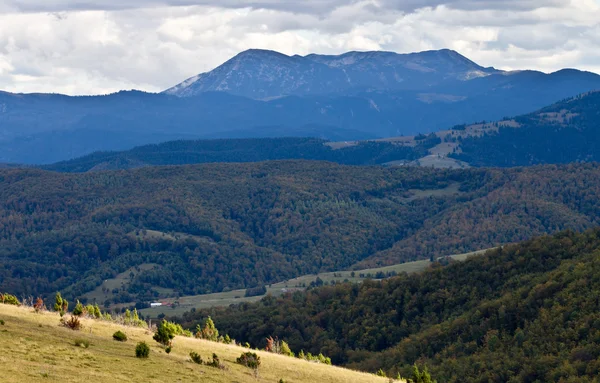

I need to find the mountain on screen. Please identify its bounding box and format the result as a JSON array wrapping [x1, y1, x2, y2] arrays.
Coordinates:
[[0, 91, 381, 164], [181, 228, 600, 382], [2, 161, 600, 304], [38, 91, 600, 172], [42, 137, 437, 173], [2, 49, 600, 165], [164, 49, 500, 99]]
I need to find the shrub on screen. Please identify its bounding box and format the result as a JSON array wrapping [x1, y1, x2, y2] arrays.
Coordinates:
[[190, 351, 203, 364], [153, 320, 176, 347], [266, 336, 295, 357], [62, 316, 82, 331], [53, 292, 68, 313], [280, 340, 294, 357], [0, 293, 20, 306], [411, 364, 435, 383], [0, 319, 4, 325], [73, 338, 90, 348], [33, 297, 45, 313], [72, 300, 84, 316], [206, 353, 225, 369], [135, 342, 150, 358], [195, 316, 219, 341], [112, 331, 128, 342], [165, 346, 172, 354], [236, 352, 261, 369], [124, 308, 146, 328], [245, 285, 267, 297]]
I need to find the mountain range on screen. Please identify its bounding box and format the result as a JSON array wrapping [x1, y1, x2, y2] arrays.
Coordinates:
[[35, 90, 600, 172], [164, 49, 500, 99], [2, 49, 600, 164]]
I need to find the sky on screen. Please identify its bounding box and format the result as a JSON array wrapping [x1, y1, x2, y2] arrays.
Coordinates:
[[0, 0, 599, 95]]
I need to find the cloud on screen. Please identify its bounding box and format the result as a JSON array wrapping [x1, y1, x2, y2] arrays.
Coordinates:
[[0, 0, 598, 95], [1, 0, 569, 14]]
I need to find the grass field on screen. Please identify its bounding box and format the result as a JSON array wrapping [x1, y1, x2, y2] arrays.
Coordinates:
[[0, 304, 396, 383], [141, 248, 491, 317]]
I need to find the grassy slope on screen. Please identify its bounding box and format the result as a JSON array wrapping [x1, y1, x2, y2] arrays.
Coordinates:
[[140, 249, 489, 317], [0, 304, 394, 383]]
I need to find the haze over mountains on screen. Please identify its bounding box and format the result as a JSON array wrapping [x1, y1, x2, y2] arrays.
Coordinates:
[[37, 90, 600, 172], [2, 48, 600, 164]]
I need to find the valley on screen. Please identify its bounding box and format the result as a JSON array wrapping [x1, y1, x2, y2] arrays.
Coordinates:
[[138, 248, 487, 317]]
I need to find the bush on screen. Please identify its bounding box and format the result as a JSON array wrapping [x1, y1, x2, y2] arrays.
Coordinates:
[[135, 342, 150, 358], [112, 331, 128, 342], [245, 285, 267, 297], [73, 338, 90, 348], [0, 319, 4, 325], [236, 352, 261, 369], [411, 364, 435, 383], [61, 316, 82, 331], [153, 320, 176, 347], [124, 308, 146, 328], [195, 317, 219, 341], [206, 353, 225, 369], [0, 293, 20, 306], [72, 300, 84, 316], [33, 297, 45, 313], [53, 292, 68, 313], [165, 346, 172, 354], [280, 340, 294, 357], [190, 351, 203, 364]]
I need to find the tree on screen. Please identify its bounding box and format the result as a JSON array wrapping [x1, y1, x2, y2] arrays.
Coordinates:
[[153, 320, 176, 347], [411, 364, 435, 383], [53, 292, 68, 313], [195, 316, 219, 341], [72, 300, 84, 316]]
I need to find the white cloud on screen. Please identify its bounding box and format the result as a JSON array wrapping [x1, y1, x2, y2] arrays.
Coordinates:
[[0, 0, 598, 95]]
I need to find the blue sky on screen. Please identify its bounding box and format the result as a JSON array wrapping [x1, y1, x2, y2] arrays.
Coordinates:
[[0, 0, 599, 95]]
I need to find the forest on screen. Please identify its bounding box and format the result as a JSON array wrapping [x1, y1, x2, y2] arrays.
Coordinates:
[[178, 228, 600, 382], [1, 161, 600, 305], [43, 136, 439, 173], [452, 91, 600, 167]]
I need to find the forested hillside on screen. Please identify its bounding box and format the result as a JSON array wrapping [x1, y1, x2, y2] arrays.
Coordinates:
[[180, 228, 600, 382], [451, 91, 600, 166], [43, 137, 435, 173], [1, 162, 600, 305]]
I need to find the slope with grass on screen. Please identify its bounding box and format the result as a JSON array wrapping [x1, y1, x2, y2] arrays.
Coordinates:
[[0, 303, 394, 383]]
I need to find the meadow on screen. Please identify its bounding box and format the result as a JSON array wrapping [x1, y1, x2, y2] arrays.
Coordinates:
[[0, 303, 396, 383], [140, 249, 488, 317]]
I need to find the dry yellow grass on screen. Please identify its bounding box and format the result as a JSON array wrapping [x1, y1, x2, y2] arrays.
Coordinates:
[[0, 304, 399, 383]]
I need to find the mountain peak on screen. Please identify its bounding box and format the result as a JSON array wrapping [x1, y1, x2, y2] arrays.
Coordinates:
[[164, 48, 502, 99]]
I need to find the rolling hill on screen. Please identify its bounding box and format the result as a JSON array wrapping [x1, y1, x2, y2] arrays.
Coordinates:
[[42, 137, 435, 173], [2, 161, 600, 306], [2, 49, 600, 164], [180, 228, 600, 382], [449, 91, 600, 166]]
